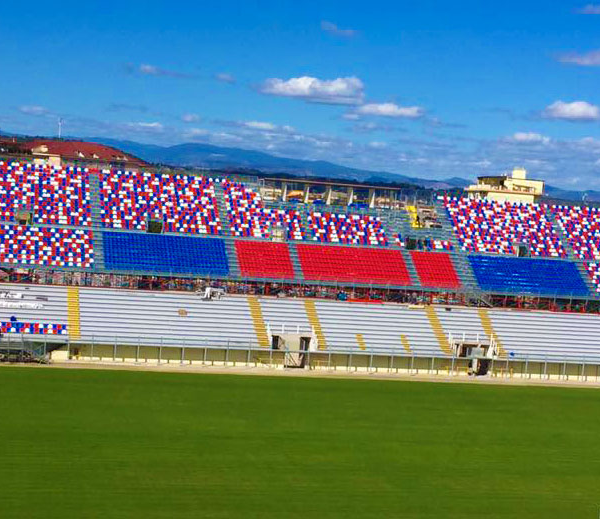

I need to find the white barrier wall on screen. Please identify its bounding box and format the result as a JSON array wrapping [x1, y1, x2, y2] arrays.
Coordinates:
[[2, 283, 600, 362]]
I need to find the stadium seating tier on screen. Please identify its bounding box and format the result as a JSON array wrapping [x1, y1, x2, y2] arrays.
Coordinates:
[[469, 255, 588, 296], [550, 205, 600, 260], [308, 211, 388, 246], [296, 244, 411, 285], [99, 170, 221, 234], [0, 161, 91, 226], [103, 232, 229, 276], [223, 180, 304, 240], [411, 251, 461, 289], [444, 196, 567, 258], [235, 240, 295, 279], [0, 224, 94, 268]]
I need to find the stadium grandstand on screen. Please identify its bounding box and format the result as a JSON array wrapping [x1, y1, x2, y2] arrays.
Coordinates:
[[2, 144, 600, 381]]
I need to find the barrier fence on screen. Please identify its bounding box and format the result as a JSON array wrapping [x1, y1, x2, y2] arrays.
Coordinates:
[[3, 334, 600, 384]]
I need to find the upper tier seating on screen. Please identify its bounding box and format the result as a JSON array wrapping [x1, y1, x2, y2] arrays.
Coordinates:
[[0, 161, 90, 226], [0, 224, 94, 268], [308, 212, 388, 246], [411, 251, 461, 289], [469, 255, 588, 296], [235, 240, 295, 279], [443, 196, 567, 257], [222, 180, 304, 240], [550, 205, 600, 260], [99, 170, 221, 234], [296, 244, 411, 285], [103, 232, 229, 276], [585, 262, 600, 293]]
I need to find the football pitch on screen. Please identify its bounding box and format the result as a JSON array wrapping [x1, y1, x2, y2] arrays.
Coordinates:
[[1, 367, 599, 518]]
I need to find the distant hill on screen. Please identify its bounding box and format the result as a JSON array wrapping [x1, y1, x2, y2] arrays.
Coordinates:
[[3, 131, 597, 202], [89, 137, 472, 190]]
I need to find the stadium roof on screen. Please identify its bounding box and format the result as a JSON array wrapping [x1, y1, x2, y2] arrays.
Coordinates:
[[26, 139, 147, 166]]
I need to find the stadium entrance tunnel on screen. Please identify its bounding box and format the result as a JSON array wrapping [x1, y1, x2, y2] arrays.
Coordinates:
[[450, 334, 498, 376], [271, 332, 313, 368]]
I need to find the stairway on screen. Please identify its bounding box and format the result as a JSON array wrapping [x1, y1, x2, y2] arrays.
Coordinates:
[[88, 171, 106, 270], [355, 333, 367, 351], [212, 183, 240, 277], [477, 308, 506, 358], [304, 300, 327, 350], [247, 296, 270, 347], [213, 182, 232, 237], [288, 242, 304, 281], [66, 287, 81, 340], [401, 249, 420, 287], [424, 305, 452, 355]]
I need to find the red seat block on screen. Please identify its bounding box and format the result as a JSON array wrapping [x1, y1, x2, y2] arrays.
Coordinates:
[[235, 240, 295, 279], [411, 251, 461, 289], [297, 244, 411, 285]]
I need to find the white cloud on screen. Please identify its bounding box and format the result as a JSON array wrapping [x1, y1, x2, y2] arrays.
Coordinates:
[[259, 76, 364, 105], [19, 105, 50, 116], [576, 4, 600, 13], [368, 141, 387, 149], [558, 49, 600, 66], [356, 102, 424, 118], [126, 121, 164, 132], [507, 132, 551, 144], [543, 100, 600, 121], [181, 113, 200, 123], [243, 121, 277, 131], [215, 72, 236, 84], [134, 63, 194, 79], [320, 21, 358, 38], [139, 64, 160, 75]]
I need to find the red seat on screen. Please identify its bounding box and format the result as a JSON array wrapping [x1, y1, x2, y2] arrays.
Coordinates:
[[411, 251, 461, 289], [297, 244, 411, 285], [235, 240, 295, 279]]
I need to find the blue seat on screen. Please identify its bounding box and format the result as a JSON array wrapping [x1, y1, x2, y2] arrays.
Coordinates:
[[469, 255, 589, 297], [103, 232, 229, 276]]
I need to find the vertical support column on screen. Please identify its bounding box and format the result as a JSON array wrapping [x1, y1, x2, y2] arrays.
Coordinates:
[[347, 187, 354, 206], [281, 182, 288, 202], [368, 189, 376, 209], [325, 186, 333, 206], [303, 185, 311, 204]]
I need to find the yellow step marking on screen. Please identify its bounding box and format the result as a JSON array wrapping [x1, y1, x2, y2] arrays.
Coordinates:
[[247, 296, 270, 348], [401, 334, 412, 353], [356, 333, 367, 351], [66, 287, 81, 340], [424, 305, 452, 355], [304, 300, 327, 350], [478, 308, 507, 358]]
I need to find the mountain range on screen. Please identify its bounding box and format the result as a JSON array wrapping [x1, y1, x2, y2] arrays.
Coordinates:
[[2, 130, 597, 202], [90, 137, 472, 190]]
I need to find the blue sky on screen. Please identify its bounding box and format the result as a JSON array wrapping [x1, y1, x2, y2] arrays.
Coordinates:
[[3, 0, 600, 188]]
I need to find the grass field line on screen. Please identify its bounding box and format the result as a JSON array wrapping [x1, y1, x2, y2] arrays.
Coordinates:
[[3, 360, 600, 390]]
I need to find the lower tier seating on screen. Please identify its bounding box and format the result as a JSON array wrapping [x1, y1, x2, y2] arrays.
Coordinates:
[[411, 251, 461, 289], [235, 240, 295, 279], [0, 320, 67, 335], [296, 244, 411, 285], [103, 232, 229, 276], [469, 256, 588, 296], [0, 224, 94, 268]]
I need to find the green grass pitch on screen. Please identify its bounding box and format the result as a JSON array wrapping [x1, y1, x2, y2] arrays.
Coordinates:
[[1, 367, 600, 518]]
